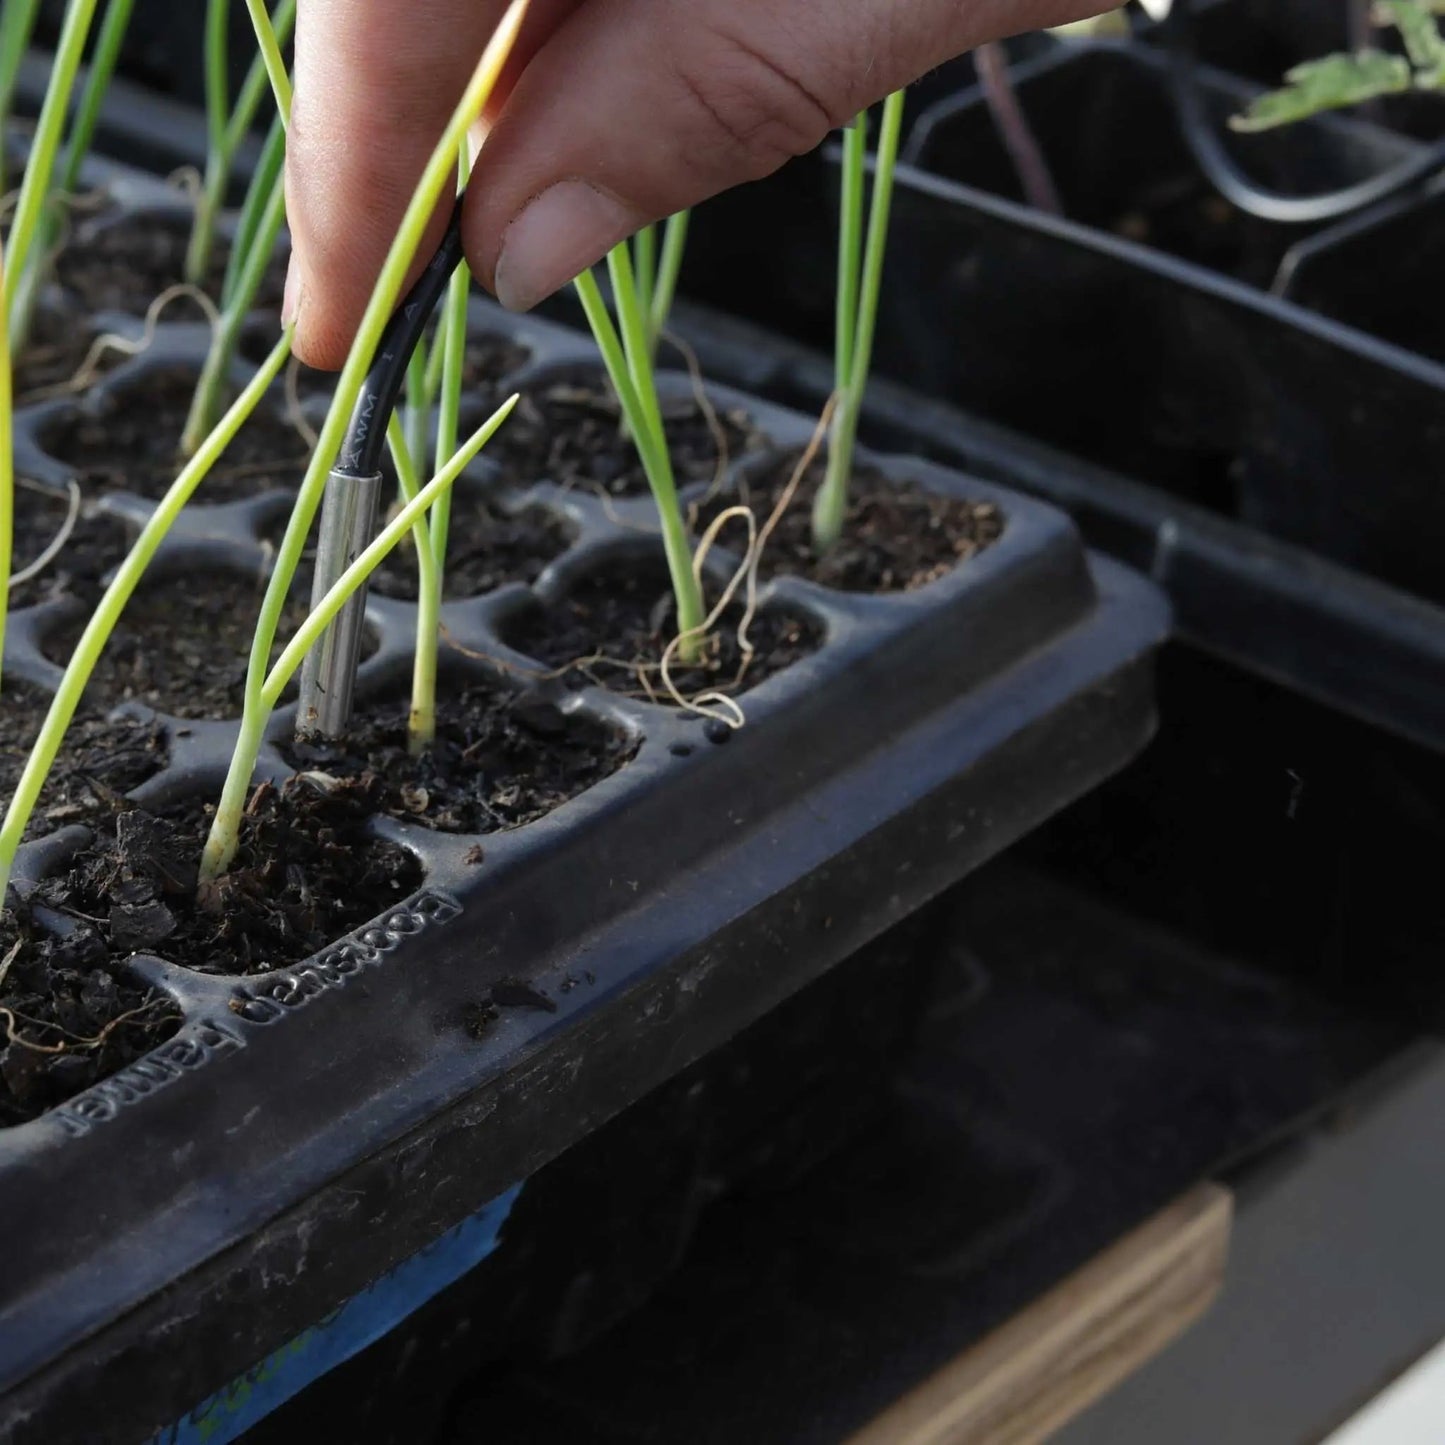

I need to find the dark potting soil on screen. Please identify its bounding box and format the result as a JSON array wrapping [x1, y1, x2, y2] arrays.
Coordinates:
[[504, 559, 823, 699], [488, 373, 760, 499], [0, 681, 167, 838], [42, 364, 310, 502], [284, 681, 635, 835], [369, 493, 573, 603], [9, 484, 132, 612], [694, 454, 1004, 593], [1112, 183, 1279, 289], [54, 213, 287, 320], [33, 775, 424, 977], [460, 333, 534, 393], [41, 569, 377, 720], [0, 903, 182, 1127], [12, 306, 106, 401]]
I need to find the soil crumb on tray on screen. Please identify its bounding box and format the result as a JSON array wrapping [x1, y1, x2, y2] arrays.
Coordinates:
[[41, 569, 377, 720], [504, 559, 822, 699], [0, 681, 167, 839], [487, 372, 760, 499], [42, 364, 308, 502], [694, 454, 1004, 593], [9, 484, 132, 611], [35, 775, 424, 977], [0, 904, 183, 1127], [285, 682, 635, 834], [54, 214, 287, 319], [369, 493, 573, 602]]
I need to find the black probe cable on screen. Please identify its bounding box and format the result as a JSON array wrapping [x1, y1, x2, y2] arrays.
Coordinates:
[[296, 197, 467, 738], [335, 198, 468, 479], [1162, 0, 1445, 224]]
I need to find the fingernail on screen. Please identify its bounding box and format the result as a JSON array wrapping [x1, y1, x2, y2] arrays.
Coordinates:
[[281, 257, 302, 326], [493, 181, 641, 312]]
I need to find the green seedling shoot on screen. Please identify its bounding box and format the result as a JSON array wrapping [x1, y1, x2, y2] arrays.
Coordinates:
[[404, 148, 473, 756], [0, 239, 12, 691], [8, 0, 136, 346], [811, 89, 905, 556], [198, 0, 530, 886], [630, 211, 690, 359], [1232, 1, 1445, 131], [5, 0, 99, 353], [0, 330, 294, 904], [187, 0, 297, 286], [181, 112, 287, 452], [0, 0, 41, 190], [575, 243, 707, 663], [179, 0, 292, 453]]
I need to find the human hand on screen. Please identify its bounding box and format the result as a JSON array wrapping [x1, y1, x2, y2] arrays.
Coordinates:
[[283, 0, 1117, 367]]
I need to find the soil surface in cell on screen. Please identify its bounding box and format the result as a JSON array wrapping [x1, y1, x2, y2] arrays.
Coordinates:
[[9, 483, 132, 611], [42, 569, 377, 719], [43, 364, 309, 502], [0, 903, 182, 1127], [369, 492, 573, 603], [285, 681, 635, 834], [694, 455, 1004, 593], [1112, 185, 1281, 288], [12, 306, 107, 400], [55, 213, 286, 319], [0, 681, 168, 839], [504, 559, 823, 699], [488, 372, 760, 499], [34, 774, 424, 977]]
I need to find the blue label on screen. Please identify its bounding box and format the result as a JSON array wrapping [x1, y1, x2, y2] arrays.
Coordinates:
[[149, 1183, 523, 1445]]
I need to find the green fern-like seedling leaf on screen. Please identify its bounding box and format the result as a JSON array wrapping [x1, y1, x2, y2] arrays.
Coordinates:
[[1229, 51, 1413, 132]]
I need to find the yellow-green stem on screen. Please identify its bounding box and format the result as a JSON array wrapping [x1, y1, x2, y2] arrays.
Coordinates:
[[387, 414, 440, 754], [411, 149, 472, 756], [575, 264, 704, 662], [0, 331, 292, 903], [0, 242, 12, 691], [6, 0, 98, 353], [242, 0, 292, 122], [813, 90, 904, 555], [182, 160, 288, 453]]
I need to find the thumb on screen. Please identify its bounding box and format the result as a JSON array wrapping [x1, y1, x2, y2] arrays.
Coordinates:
[[467, 0, 1114, 312]]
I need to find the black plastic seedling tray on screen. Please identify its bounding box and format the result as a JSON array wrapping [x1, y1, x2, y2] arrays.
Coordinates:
[[1, 166, 1168, 1440]]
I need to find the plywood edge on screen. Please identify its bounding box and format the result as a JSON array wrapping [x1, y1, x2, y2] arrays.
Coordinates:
[[848, 1183, 1233, 1445]]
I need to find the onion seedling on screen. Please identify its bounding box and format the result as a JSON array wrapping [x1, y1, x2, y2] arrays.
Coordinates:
[[8, 0, 136, 351], [179, 0, 291, 453], [5, 0, 100, 353], [630, 211, 690, 360], [186, 0, 297, 286], [198, 0, 530, 887], [0, 239, 12, 691], [181, 111, 286, 453], [811, 89, 905, 556], [574, 242, 706, 663], [0, 0, 41, 190], [0, 329, 294, 905], [404, 149, 473, 755]]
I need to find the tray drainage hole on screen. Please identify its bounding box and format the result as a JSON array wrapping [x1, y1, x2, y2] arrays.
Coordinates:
[[670, 742, 694, 759], [704, 720, 733, 746]]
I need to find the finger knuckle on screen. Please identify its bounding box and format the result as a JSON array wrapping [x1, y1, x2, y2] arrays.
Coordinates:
[[670, 23, 839, 178]]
